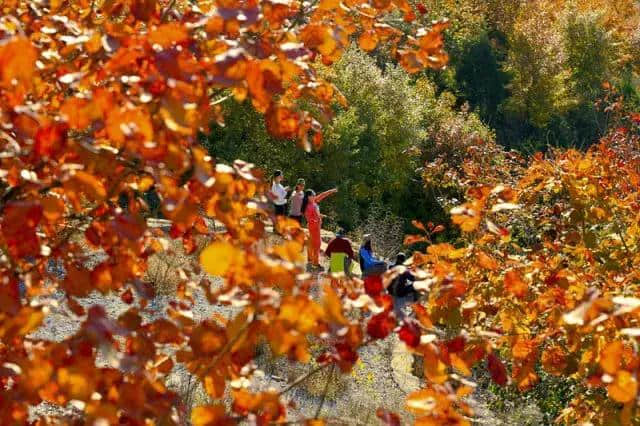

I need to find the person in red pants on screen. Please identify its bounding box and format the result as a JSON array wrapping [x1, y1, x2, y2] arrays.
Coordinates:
[[302, 187, 338, 271]]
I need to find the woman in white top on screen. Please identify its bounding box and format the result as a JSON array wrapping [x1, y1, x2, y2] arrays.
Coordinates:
[[269, 170, 289, 219]]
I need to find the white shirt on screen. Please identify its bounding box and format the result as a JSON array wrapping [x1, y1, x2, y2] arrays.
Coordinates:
[[271, 182, 287, 205]]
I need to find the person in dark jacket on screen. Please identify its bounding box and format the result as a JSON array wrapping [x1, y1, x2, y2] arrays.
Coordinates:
[[358, 234, 387, 277], [387, 253, 419, 320]]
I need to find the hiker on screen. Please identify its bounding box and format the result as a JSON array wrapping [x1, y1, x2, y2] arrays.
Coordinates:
[[302, 187, 338, 271], [288, 178, 306, 224], [387, 253, 419, 320], [325, 229, 356, 276], [269, 170, 289, 231], [359, 234, 387, 277]]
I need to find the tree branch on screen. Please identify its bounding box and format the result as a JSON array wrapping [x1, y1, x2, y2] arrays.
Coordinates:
[[278, 363, 329, 395], [314, 363, 335, 419]]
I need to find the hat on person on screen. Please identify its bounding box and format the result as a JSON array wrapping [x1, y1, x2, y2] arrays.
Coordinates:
[[296, 178, 305, 185], [335, 228, 345, 237], [362, 233, 372, 242]]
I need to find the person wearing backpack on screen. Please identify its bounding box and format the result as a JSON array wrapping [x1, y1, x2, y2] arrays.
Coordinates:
[[387, 252, 419, 320]]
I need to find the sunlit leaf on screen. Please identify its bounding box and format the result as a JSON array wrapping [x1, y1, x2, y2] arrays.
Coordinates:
[[200, 241, 241, 276], [608, 371, 638, 403]]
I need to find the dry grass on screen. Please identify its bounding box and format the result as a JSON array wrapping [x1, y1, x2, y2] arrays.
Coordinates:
[[144, 234, 211, 296]]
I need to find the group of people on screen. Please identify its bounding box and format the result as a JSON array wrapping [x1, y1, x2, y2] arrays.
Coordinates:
[[327, 232, 419, 318], [269, 170, 337, 270], [269, 170, 419, 319]]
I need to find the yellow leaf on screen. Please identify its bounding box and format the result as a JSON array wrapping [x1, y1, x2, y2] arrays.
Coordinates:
[[323, 285, 348, 325], [200, 241, 240, 276], [451, 353, 471, 376]]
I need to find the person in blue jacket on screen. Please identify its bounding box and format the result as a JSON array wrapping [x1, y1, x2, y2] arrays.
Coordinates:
[[358, 234, 387, 277]]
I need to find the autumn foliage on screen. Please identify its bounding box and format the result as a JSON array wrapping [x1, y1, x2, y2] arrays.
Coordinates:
[[3, 0, 640, 424]]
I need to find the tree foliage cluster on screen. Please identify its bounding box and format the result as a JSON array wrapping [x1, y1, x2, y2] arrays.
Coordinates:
[[421, 0, 640, 151]]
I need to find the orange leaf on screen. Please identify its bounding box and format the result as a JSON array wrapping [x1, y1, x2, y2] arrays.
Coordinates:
[[608, 370, 638, 403], [406, 388, 449, 415], [1, 201, 42, 258], [450, 353, 471, 376], [149, 23, 189, 48], [190, 321, 227, 356], [358, 31, 378, 51], [106, 107, 154, 146], [504, 270, 527, 298], [203, 370, 226, 399], [600, 341, 624, 375], [0, 38, 37, 90], [450, 204, 481, 232], [412, 220, 426, 232], [191, 404, 233, 426], [34, 123, 68, 158], [404, 234, 428, 246], [265, 106, 300, 140], [512, 339, 537, 360], [423, 347, 448, 384], [477, 251, 498, 270], [67, 171, 107, 202], [541, 345, 568, 376]]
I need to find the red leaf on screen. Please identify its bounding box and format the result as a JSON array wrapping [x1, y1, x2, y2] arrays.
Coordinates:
[[34, 123, 68, 157], [446, 336, 466, 353], [398, 321, 420, 348], [1, 201, 42, 258], [487, 352, 508, 386], [432, 224, 445, 234], [367, 312, 396, 340], [373, 294, 393, 312], [376, 408, 401, 426], [121, 288, 134, 304], [334, 342, 358, 372], [364, 275, 383, 297]]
